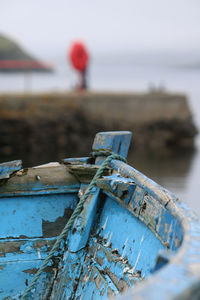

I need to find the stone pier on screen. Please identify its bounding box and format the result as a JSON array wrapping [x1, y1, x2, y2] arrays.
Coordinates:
[[0, 91, 197, 166]]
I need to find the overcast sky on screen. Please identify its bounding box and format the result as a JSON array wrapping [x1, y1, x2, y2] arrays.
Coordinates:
[[0, 0, 200, 59]]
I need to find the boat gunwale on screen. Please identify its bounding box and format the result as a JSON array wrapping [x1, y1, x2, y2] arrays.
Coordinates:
[[0, 154, 200, 299], [111, 159, 200, 300]]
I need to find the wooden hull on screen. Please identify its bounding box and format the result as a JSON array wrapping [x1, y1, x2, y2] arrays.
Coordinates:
[[0, 132, 200, 299]]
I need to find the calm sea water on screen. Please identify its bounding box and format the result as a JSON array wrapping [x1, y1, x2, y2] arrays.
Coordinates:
[[0, 56, 200, 214]]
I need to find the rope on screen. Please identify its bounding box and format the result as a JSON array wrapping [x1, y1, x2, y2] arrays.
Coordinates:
[[21, 152, 126, 299]]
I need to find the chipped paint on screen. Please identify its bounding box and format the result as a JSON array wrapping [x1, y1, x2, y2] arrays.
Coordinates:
[[102, 216, 109, 231], [0, 131, 199, 299], [42, 207, 73, 237], [68, 186, 100, 252], [0, 160, 22, 180]]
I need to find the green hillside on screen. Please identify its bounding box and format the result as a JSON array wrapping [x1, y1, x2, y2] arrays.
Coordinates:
[[0, 34, 52, 72]]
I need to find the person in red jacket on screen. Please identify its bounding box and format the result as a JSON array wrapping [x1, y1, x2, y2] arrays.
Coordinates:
[[69, 41, 89, 90]]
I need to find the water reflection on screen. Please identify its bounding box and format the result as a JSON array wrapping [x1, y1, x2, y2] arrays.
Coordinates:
[[128, 138, 200, 215], [128, 148, 195, 186]]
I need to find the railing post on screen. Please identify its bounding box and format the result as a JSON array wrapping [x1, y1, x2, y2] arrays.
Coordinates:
[[92, 131, 132, 164]]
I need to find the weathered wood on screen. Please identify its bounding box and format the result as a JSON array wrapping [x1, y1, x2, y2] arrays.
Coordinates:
[[68, 185, 100, 252], [0, 160, 22, 179], [0, 164, 79, 195], [0, 131, 199, 300], [67, 164, 112, 183], [92, 131, 132, 164]]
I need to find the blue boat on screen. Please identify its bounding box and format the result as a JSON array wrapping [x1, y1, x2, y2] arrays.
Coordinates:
[[0, 131, 200, 300]]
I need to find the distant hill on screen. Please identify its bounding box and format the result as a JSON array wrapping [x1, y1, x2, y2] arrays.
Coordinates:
[[0, 34, 53, 72]]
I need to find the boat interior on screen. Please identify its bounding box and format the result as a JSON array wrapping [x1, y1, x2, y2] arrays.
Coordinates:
[[0, 132, 183, 299]]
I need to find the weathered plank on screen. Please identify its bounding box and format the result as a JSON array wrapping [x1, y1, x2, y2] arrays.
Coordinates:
[[92, 131, 132, 164], [0, 164, 79, 196], [67, 164, 111, 183], [0, 160, 22, 179]]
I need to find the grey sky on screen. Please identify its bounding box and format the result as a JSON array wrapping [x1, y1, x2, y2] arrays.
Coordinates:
[[0, 0, 200, 59]]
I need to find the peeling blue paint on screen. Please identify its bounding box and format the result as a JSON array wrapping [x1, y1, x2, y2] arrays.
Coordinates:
[[0, 193, 78, 238], [0, 131, 199, 299]]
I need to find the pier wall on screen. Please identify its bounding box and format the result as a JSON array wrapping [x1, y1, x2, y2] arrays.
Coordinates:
[[0, 92, 197, 166]]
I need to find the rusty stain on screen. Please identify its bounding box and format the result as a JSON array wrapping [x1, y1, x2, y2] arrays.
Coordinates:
[[0, 265, 4, 270]]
